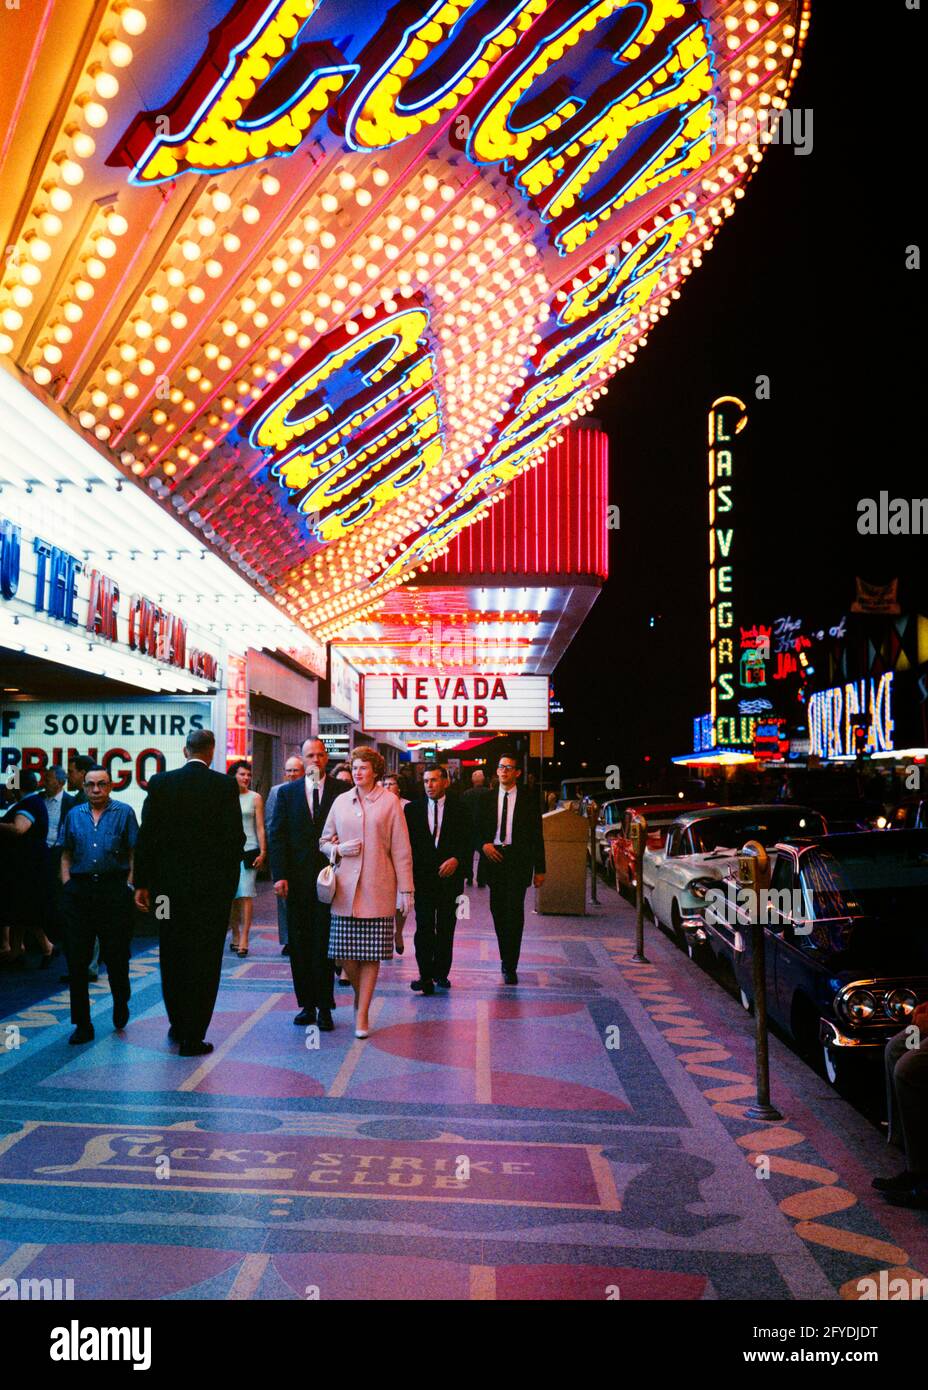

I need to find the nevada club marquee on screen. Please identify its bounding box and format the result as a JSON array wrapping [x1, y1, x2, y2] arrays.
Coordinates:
[[362, 673, 549, 731]]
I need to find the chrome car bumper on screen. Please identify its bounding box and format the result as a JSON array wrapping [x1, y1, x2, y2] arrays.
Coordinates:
[[819, 1018, 890, 1051]]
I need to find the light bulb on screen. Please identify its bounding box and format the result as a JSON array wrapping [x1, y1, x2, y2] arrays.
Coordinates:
[[96, 236, 117, 259], [106, 212, 128, 237], [57, 158, 83, 187], [119, 7, 147, 38], [242, 204, 260, 224], [48, 186, 73, 213], [32, 363, 52, 384], [82, 98, 109, 128], [108, 39, 133, 67], [70, 130, 96, 159]]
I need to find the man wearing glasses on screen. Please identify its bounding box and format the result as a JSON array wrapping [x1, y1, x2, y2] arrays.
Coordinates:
[[478, 754, 546, 985]]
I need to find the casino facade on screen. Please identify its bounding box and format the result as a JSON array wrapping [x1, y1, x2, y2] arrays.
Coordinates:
[[1, 0, 808, 773]]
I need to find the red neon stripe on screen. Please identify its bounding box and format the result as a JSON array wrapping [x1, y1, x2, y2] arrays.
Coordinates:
[[0, 0, 56, 179]]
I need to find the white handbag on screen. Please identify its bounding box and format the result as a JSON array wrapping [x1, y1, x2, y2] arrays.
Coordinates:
[[316, 862, 337, 905]]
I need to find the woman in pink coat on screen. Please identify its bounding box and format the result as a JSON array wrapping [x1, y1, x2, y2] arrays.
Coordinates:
[[320, 747, 414, 1038]]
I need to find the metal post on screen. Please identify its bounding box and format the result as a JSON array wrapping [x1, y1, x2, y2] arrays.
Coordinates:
[[739, 840, 783, 1122], [589, 811, 599, 904], [632, 815, 649, 963]]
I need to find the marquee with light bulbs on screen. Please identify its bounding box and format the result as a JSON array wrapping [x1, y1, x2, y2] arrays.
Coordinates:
[[0, 0, 808, 647]]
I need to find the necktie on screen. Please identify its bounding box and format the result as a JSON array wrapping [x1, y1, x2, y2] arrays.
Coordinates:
[[312, 785, 320, 821], [499, 790, 509, 844], [431, 799, 438, 845]]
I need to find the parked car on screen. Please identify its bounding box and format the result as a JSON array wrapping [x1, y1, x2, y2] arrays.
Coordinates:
[[642, 804, 827, 941], [888, 799, 928, 831], [610, 801, 716, 896], [593, 792, 692, 872], [697, 830, 928, 1091]]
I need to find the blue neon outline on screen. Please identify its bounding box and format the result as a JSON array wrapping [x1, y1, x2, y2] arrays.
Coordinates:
[[272, 390, 442, 503], [127, 0, 357, 185], [246, 307, 431, 452], [553, 89, 715, 254], [515, 11, 701, 203], [343, 0, 535, 152], [553, 209, 694, 331], [464, 0, 613, 167]]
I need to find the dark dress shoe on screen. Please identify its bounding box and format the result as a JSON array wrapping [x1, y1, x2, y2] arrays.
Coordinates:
[[411, 979, 434, 995], [885, 1183, 928, 1209], [294, 1007, 316, 1025], [317, 1008, 335, 1031], [281, 945, 290, 956], [502, 969, 518, 985], [337, 975, 352, 987], [872, 1169, 921, 1193], [434, 977, 451, 989], [167, 1025, 179, 1042], [113, 1001, 130, 1030], [68, 1026, 94, 1045], [179, 1040, 214, 1057]]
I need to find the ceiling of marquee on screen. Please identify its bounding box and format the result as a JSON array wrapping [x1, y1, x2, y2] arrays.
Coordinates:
[[0, 0, 810, 644], [332, 579, 601, 674]]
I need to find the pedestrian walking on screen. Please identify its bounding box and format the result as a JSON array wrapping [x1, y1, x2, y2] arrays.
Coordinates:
[[320, 747, 414, 1038], [477, 753, 546, 984], [265, 755, 304, 955], [59, 766, 138, 1044], [227, 760, 267, 958], [405, 764, 470, 993], [0, 771, 54, 969], [133, 729, 244, 1056], [268, 737, 349, 1031], [872, 1004, 928, 1208], [461, 768, 491, 887], [383, 771, 411, 953]]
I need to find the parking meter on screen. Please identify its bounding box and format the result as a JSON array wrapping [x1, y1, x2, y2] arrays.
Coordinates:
[[587, 800, 600, 904], [630, 816, 649, 963], [739, 840, 782, 1121]]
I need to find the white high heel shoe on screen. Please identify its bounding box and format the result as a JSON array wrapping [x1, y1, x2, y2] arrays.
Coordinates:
[[353, 1000, 369, 1039]]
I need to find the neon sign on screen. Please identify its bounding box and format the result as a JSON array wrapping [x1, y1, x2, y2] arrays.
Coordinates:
[[808, 674, 895, 760], [240, 298, 445, 542], [708, 395, 748, 748], [109, 0, 716, 257], [108, 0, 357, 185]]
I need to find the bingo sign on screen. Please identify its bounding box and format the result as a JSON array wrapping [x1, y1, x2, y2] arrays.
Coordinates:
[[363, 673, 549, 732], [0, 702, 212, 812]]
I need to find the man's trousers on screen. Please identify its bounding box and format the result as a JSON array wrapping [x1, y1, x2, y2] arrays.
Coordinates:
[[63, 875, 132, 1028]]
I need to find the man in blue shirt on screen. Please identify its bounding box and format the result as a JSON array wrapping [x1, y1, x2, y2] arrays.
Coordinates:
[[61, 765, 139, 1045]]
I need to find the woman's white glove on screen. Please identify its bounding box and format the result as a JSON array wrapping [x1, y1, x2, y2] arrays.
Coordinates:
[[397, 890, 414, 915], [337, 837, 362, 857]]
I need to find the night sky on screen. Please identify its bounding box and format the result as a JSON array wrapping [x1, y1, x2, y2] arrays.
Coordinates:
[[552, 1, 924, 779]]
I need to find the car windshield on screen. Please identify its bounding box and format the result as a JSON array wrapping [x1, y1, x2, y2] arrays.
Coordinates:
[[688, 809, 826, 854], [800, 841, 928, 920]]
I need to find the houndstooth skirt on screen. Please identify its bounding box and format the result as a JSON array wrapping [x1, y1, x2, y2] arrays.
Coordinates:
[[328, 915, 394, 962]]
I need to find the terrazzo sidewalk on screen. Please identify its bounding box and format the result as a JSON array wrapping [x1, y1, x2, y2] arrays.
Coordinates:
[[1, 882, 926, 1301]]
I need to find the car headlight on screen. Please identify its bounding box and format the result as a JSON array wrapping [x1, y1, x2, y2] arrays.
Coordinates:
[[885, 988, 918, 1022], [844, 988, 877, 1023], [875, 815, 888, 830]]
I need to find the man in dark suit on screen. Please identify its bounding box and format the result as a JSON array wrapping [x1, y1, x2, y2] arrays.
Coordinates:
[[269, 736, 349, 1031], [477, 753, 546, 985], [405, 765, 471, 994], [133, 728, 244, 1056], [461, 768, 491, 887]]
